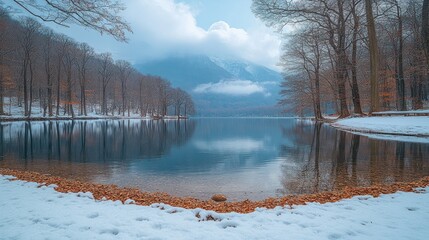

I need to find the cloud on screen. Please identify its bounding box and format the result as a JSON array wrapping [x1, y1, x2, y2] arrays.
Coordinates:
[[40, 0, 281, 70], [122, 0, 281, 69], [193, 79, 271, 96]]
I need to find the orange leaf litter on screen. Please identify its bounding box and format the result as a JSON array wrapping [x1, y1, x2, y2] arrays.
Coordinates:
[[1, 168, 428, 214]]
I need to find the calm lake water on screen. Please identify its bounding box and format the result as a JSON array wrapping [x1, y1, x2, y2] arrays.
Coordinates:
[[1, 118, 428, 200]]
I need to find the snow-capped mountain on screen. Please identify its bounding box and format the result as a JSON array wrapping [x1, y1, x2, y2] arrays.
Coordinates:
[[135, 55, 283, 116], [209, 57, 282, 83]]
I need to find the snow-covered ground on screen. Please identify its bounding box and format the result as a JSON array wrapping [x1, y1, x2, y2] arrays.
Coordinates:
[[0, 99, 144, 119], [0, 98, 165, 120], [1, 175, 429, 240], [372, 109, 429, 115], [332, 116, 429, 137]]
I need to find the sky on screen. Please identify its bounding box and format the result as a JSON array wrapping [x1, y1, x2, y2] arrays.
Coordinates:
[[37, 0, 282, 70]]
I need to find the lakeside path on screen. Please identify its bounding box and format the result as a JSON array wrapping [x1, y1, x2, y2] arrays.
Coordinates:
[[1, 169, 429, 239]]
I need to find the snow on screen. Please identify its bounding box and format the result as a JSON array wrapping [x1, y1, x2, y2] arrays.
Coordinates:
[[332, 116, 429, 137], [373, 109, 429, 114], [1, 175, 429, 240], [0, 98, 168, 120]]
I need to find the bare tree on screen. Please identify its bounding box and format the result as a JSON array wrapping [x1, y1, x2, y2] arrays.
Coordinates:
[[152, 78, 171, 117], [9, 0, 132, 42], [0, 13, 196, 119], [183, 92, 195, 116], [116, 60, 132, 116], [283, 28, 324, 120], [139, 75, 158, 116], [252, 0, 351, 117], [19, 17, 41, 116], [349, 0, 363, 114], [171, 88, 187, 118], [62, 37, 76, 117], [54, 34, 69, 116], [41, 28, 55, 116], [407, 0, 426, 109], [365, 0, 380, 113], [76, 43, 93, 116], [0, 9, 10, 115], [423, 0, 429, 65], [384, 0, 407, 111], [98, 53, 113, 115]]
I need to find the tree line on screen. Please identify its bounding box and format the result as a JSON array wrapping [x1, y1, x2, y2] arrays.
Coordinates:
[[253, 0, 429, 119], [0, 11, 195, 118]]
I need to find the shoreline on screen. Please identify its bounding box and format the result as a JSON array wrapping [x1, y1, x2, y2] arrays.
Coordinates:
[[1, 168, 429, 214], [330, 124, 429, 137], [329, 115, 429, 137], [0, 116, 187, 122]]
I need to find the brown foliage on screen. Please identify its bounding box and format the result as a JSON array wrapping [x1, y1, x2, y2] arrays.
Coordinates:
[[1, 168, 428, 214]]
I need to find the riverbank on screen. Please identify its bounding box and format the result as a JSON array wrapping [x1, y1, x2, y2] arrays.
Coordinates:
[[1, 168, 429, 213], [1, 170, 429, 239], [0, 115, 187, 122], [331, 115, 429, 137]]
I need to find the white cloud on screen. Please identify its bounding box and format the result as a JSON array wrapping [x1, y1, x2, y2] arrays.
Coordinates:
[[124, 0, 281, 69], [193, 79, 271, 96], [39, 0, 281, 70]]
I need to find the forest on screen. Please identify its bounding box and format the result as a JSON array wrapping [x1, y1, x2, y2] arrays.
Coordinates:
[[0, 9, 195, 118], [253, 0, 429, 119]]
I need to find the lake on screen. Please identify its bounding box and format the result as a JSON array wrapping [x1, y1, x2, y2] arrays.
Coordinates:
[[0, 118, 428, 201]]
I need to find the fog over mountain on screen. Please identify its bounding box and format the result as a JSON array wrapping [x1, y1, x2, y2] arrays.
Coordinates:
[[135, 55, 283, 116]]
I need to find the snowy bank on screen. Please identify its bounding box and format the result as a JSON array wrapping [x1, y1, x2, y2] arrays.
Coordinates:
[[1, 175, 429, 240], [332, 116, 429, 139]]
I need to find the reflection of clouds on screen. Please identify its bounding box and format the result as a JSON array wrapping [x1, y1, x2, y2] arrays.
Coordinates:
[[193, 138, 265, 153], [193, 79, 271, 96]]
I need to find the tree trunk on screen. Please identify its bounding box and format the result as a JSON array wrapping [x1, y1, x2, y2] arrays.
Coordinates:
[[396, 3, 407, 111], [23, 59, 28, 116], [102, 85, 107, 115], [66, 68, 74, 117], [0, 86, 3, 115], [83, 84, 87, 116], [0, 82, 3, 115], [350, 2, 363, 115], [47, 72, 53, 116], [335, 0, 350, 118], [0, 56, 4, 115], [122, 80, 126, 117], [29, 60, 33, 117], [423, 0, 429, 66], [411, 72, 424, 109], [315, 69, 323, 120], [80, 71, 87, 116], [365, 0, 380, 113], [56, 57, 61, 116], [139, 80, 143, 116]]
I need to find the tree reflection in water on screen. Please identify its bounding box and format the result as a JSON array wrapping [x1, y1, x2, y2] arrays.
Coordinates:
[[0, 118, 428, 199], [279, 120, 429, 195], [0, 120, 196, 178]]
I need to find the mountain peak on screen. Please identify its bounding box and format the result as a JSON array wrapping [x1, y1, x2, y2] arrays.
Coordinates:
[[135, 55, 283, 116]]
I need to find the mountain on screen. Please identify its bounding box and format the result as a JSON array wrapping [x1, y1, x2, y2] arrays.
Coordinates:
[[209, 57, 282, 82], [135, 55, 284, 116]]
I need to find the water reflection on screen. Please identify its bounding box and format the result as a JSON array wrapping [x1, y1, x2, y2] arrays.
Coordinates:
[[0, 118, 428, 200], [279, 120, 429, 195], [194, 138, 265, 153], [0, 120, 195, 163]]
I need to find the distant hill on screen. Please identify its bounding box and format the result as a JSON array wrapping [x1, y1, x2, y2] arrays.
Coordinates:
[[135, 55, 284, 116]]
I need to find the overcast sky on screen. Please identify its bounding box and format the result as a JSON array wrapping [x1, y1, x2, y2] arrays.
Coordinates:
[[41, 0, 282, 70]]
